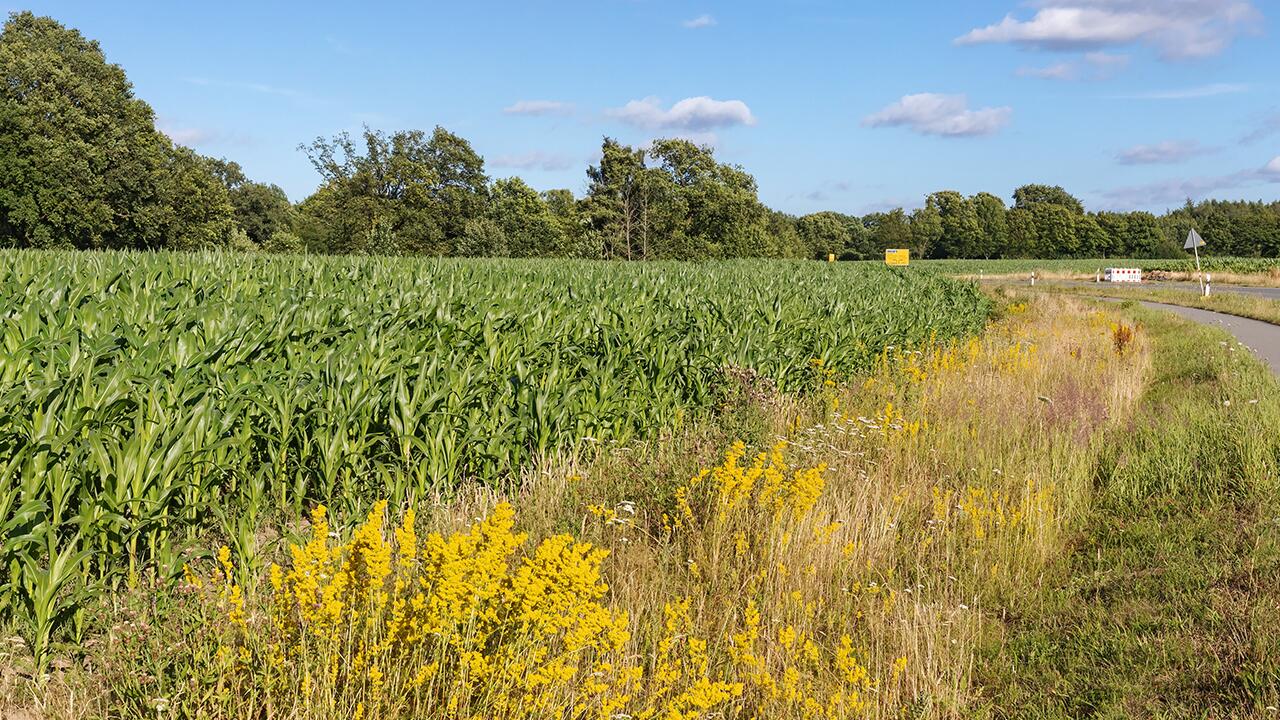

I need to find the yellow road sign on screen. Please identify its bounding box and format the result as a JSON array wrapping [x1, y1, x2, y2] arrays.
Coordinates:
[[885, 249, 910, 267]]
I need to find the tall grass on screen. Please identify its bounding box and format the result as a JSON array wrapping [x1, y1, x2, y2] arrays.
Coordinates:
[[915, 257, 1280, 277], [19, 294, 1153, 718], [0, 251, 991, 672]]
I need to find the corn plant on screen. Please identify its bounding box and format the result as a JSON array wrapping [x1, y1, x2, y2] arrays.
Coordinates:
[[0, 250, 992, 664]]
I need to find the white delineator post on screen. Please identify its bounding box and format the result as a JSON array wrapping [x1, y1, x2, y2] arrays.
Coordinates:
[[1185, 229, 1206, 295], [1205, 273, 1211, 297]]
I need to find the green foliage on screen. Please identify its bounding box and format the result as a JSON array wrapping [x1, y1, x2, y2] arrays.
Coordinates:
[[1012, 184, 1085, 215], [209, 158, 296, 246], [971, 192, 1009, 257], [297, 125, 488, 255], [0, 251, 992, 662], [916, 256, 1280, 275], [0, 12, 234, 250], [7, 13, 1280, 262], [489, 177, 565, 257], [583, 137, 776, 260], [797, 212, 849, 259], [262, 230, 305, 254], [980, 306, 1280, 716], [927, 191, 983, 259]]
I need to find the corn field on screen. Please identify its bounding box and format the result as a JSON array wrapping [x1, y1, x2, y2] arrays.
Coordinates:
[[918, 256, 1280, 275], [0, 250, 990, 665]]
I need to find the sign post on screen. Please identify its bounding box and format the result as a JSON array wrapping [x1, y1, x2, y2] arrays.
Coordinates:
[[1185, 229, 1206, 296], [884, 249, 910, 267]]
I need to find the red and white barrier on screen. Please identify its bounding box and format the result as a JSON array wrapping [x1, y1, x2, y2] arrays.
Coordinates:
[[1104, 267, 1142, 283]]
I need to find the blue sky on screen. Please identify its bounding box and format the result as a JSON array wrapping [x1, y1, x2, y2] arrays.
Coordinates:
[[15, 0, 1280, 214]]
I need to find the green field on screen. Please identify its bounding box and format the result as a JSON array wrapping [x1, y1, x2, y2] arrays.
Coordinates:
[[910, 256, 1280, 275], [0, 251, 990, 656]]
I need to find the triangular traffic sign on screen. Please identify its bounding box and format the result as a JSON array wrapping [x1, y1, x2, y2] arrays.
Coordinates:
[[1184, 229, 1205, 250]]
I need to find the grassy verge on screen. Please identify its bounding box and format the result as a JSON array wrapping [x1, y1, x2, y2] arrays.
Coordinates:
[[967, 271, 1280, 289], [976, 299, 1280, 717], [1039, 283, 1280, 326], [4, 294, 1151, 719]]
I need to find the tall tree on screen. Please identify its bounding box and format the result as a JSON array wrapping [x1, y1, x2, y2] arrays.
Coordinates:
[[489, 177, 564, 257], [1028, 203, 1078, 257], [1012, 184, 1085, 215], [583, 138, 655, 260], [866, 209, 913, 254], [927, 191, 983, 259], [300, 127, 448, 254], [971, 192, 1009, 258], [423, 127, 489, 246], [209, 158, 295, 246], [158, 147, 236, 250], [0, 12, 233, 249], [908, 204, 942, 258], [797, 212, 850, 260], [647, 138, 769, 259]]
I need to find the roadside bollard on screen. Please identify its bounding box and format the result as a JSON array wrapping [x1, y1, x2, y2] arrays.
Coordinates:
[[1096, 269, 1101, 283], [1205, 274, 1211, 297], [1030, 271, 1036, 286]]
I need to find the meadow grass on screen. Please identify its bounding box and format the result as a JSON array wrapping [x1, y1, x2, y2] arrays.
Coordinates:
[[976, 299, 1280, 717], [10, 288, 1275, 718], [4, 292, 1153, 719], [912, 258, 1280, 286], [1044, 282, 1280, 327], [0, 251, 992, 673]]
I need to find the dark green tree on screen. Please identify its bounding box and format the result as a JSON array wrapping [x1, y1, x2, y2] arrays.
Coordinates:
[[158, 147, 236, 250], [926, 191, 983, 258], [908, 204, 942, 258], [489, 177, 564, 257], [0, 12, 233, 249], [797, 212, 850, 259], [1012, 184, 1085, 215], [300, 127, 447, 254], [209, 158, 295, 245], [971, 192, 1009, 258], [865, 209, 914, 255]]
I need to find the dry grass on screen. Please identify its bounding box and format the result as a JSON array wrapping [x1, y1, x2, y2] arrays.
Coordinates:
[[962, 268, 1280, 287], [7, 294, 1153, 719]]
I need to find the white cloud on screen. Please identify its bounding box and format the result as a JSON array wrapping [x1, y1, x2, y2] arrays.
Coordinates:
[[1085, 51, 1130, 69], [186, 77, 306, 100], [490, 151, 576, 172], [1242, 112, 1280, 144], [160, 125, 215, 146], [957, 0, 1262, 59], [503, 100, 574, 116], [1017, 51, 1131, 81], [158, 120, 250, 149], [607, 96, 757, 131], [1119, 82, 1248, 99], [682, 14, 716, 29], [1101, 157, 1280, 207], [1017, 62, 1077, 80], [862, 94, 1011, 137], [1115, 140, 1213, 164]]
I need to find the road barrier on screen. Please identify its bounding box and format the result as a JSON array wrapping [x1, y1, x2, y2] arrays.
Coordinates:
[[1104, 267, 1143, 283]]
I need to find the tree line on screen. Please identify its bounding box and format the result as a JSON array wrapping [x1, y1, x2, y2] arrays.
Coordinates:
[[3, 12, 1279, 261]]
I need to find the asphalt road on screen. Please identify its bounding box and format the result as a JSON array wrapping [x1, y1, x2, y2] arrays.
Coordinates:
[[1051, 279, 1280, 300], [1097, 298, 1280, 374]]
